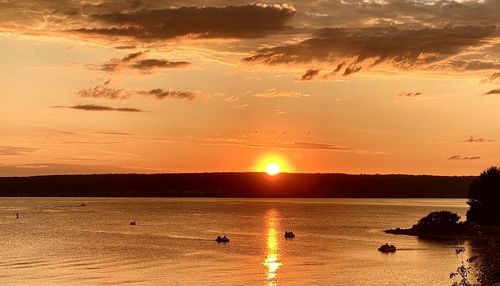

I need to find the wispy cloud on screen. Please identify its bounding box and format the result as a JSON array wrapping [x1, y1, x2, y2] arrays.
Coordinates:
[[398, 91, 422, 97], [244, 26, 498, 75], [484, 88, 500, 95], [0, 146, 37, 155], [92, 131, 132, 136], [299, 69, 320, 81], [479, 72, 500, 84], [448, 155, 480, 160], [77, 80, 129, 99], [100, 52, 190, 73], [252, 89, 309, 98], [138, 89, 197, 100], [251, 141, 348, 151], [55, 105, 144, 112], [76, 80, 196, 101], [454, 136, 494, 143]]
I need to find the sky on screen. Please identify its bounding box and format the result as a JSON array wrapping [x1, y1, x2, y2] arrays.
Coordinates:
[[0, 0, 499, 176]]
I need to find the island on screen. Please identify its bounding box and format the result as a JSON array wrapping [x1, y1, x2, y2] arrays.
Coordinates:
[[386, 166, 500, 285]]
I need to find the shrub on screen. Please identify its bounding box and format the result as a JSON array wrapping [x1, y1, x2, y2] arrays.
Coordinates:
[[413, 210, 463, 235]]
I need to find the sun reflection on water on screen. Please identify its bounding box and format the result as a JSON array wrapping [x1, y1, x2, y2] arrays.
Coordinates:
[[263, 209, 282, 285]]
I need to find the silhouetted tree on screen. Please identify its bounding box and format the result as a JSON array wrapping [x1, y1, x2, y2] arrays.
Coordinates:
[[413, 210, 463, 235], [475, 239, 500, 285], [466, 166, 500, 225]]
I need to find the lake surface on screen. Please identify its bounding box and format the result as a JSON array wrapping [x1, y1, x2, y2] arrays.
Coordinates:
[[0, 198, 472, 285]]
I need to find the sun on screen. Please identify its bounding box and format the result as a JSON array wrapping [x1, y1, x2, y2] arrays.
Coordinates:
[[265, 163, 281, 176], [254, 152, 292, 175]]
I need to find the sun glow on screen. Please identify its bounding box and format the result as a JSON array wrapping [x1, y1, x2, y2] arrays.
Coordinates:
[[265, 163, 281, 176], [254, 153, 292, 175]]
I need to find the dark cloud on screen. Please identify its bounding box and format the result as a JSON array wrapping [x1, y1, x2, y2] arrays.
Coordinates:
[[244, 26, 498, 74], [398, 91, 422, 97], [0, 146, 37, 156], [299, 69, 320, 80], [480, 72, 500, 84], [138, 89, 197, 100], [100, 52, 190, 73], [448, 155, 480, 160], [343, 65, 362, 76], [485, 88, 500, 95], [114, 45, 137, 50], [56, 105, 143, 112], [76, 4, 296, 40], [131, 59, 190, 71], [77, 80, 129, 99]]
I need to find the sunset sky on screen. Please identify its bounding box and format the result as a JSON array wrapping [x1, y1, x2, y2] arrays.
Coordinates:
[[1, 0, 499, 176]]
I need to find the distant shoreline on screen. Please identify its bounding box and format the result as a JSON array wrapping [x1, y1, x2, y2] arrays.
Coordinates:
[[0, 173, 473, 198]]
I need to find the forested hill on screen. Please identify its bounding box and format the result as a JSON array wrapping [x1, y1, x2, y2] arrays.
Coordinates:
[[0, 173, 474, 198]]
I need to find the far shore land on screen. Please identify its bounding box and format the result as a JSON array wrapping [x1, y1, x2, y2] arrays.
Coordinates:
[[0, 172, 473, 197]]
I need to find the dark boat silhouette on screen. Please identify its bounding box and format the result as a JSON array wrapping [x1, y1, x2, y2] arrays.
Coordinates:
[[378, 243, 396, 252], [215, 235, 230, 243], [130, 221, 136, 226], [284, 231, 295, 239]]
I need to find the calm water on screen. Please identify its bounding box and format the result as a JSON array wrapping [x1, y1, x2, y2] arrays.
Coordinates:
[[0, 198, 472, 285]]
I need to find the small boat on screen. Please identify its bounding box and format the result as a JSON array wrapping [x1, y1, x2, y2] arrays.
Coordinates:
[[284, 231, 295, 239], [130, 221, 136, 226], [80, 203, 86, 207], [216, 235, 230, 243], [378, 243, 396, 253]]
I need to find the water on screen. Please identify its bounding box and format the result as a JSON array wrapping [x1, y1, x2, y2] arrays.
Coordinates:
[[0, 198, 471, 285]]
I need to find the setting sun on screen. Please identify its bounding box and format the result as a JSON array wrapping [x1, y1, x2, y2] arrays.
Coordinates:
[[265, 163, 281, 176], [254, 153, 292, 174]]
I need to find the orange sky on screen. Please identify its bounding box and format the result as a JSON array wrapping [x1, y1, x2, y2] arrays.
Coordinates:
[[1, 1, 499, 176]]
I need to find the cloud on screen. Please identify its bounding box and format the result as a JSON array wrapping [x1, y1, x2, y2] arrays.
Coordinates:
[[92, 131, 132, 136], [398, 91, 422, 97], [100, 52, 144, 72], [0, 146, 37, 156], [138, 89, 197, 100], [192, 137, 349, 151], [100, 52, 190, 73], [448, 155, 480, 160], [480, 72, 500, 84], [437, 60, 500, 72], [244, 26, 498, 74], [55, 105, 143, 112], [343, 65, 362, 76], [252, 89, 309, 98], [485, 88, 500, 95], [77, 80, 129, 99], [274, 141, 348, 151], [454, 136, 494, 143], [76, 80, 196, 101], [131, 59, 191, 71], [299, 69, 320, 81], [76, 4, 296, 40]]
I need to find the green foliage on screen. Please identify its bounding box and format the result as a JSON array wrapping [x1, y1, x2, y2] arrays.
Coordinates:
[[467, 166, 500, 225]]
